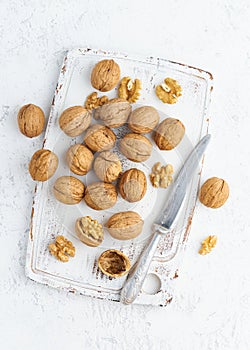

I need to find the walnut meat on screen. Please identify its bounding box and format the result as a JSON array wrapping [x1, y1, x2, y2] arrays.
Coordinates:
[[156, 77, 182, 104], [93, 151, 122, 182], [94, 98, 132, 128], [66, 144, 94, 175], [199, 235, 218, 255], [106, 211, 143, 240], [84, 124, 116, 152], [98, 249, 131, 278], [84, 182, 117, 210], [119, 133, 152, 162], [53, 176, 85, 204], [154, 118, 185, 150], [48, 235, 75, 262], [199, 177, 229, 208], [59, 106, 91, 137], [119, 168, 147, 203], [17, 104, 45, 138], [75, 216, 104, 247], [91, 59, 120, 92], [128, 106, 160, 134], [84, 92, 109, 111], [29, 149, 58, 181], [118, 77, 142, 103]]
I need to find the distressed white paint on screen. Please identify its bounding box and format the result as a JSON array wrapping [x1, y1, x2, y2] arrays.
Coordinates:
[[0, 1, 249, 349]]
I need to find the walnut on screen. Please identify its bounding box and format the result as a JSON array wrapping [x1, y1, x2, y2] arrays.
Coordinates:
[[154, 118, 185, 150], [150, 162, 174, 188], [66, 144, 94, 175], [59, 106, 91, 137], [94, 98, 132, 128], [84, 92, 109, 111], [48, 235, 75, 262], [156, 77, 182, 104], [91, 59, 120, 92], [118, 77, 141, 103], [106, 211, 143, 240], [128, 106, 160, 134], [84, 124, 116, 152], [84, 182, 117, 210], [199, 177, 229, 208], [199, 235, 217, 255], [29, 149, 58, 181], [98, 249, 131, 278], [17, 104, 45, 138], [53, 176, 85, 204], [75, 216, 104, 247], [119, 168, 147, 203], [93, 151, 122, 183], [119, 133, 152, 162]]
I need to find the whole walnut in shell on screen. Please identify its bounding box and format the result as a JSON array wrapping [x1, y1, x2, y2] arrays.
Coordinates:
[[84, 124, 116, 152], [53, 176, 85, 204], [98, 249, 131, 278], [29, 149, 58, 181], [18, 104, 45, 138], [199, 177, 229, 208], [93, 151, 122, 182], [106, 211, 143, 240], [66, 144, 94, 175], [84, 182, 117, 210], [154, 117, 185, 150], [119, 133, 152, 162], [128, 106, 160, 134], [119, 168, 147, 203], [94, 98, 132, 128], [59, 106, 91, 137], [91, 59, 120, 92], [75, 216, 104, 247]]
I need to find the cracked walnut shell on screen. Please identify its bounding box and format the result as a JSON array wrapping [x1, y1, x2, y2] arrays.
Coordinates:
[[119, 133, 152, 162], [154, 118, 185, 150], [84, 182, 117, 210], [156, 78, 182, 104], [93, 151, 122, 183], [91, 59, 120, 92], [119, 168, 147, 203], [118, 77, 141, 103], [75, 216, 104, 247], [17, 104, 45, 138], [199, 177, 229, 208], [29, 149, 58, 181], [98, 249, 131, 278], [128, 106, 160, 134], [66, 144, 94, 175], [53, 176, 85, 204], [84, 124, 116, 152], [48, 235, 75, 262], [106, 211, 143, 240], [59, 106, 91, 137]]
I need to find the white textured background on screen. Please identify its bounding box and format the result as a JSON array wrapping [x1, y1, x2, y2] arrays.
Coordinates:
[[0, 1, 249, 349]]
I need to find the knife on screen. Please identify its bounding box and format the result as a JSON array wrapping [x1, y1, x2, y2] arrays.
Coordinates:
[[120, 134, 211, 305]]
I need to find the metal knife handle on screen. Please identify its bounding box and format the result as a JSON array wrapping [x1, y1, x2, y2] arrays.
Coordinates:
[[120, 228, 164, 305]]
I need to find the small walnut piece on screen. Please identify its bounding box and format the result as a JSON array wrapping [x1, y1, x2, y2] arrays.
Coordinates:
[[156, 78, 182, 104], [120, 133, 152, 162], [91, 59, 120, 92], [199, 235, 217, 255], [119, 168, 147, 203], [98, 249, 131, 278], [118, 77, 142, 103], [53, 176, 85, 204], [17, 104, 45, 138], [106, 211, 144, 240], [48, 235, 75, 262], [93, 151, 122, 182], [154, 117, 185, 150], [84, 182, 117, 210], [84, 124, 116, 152], [29, 149, 58, 181], [84, 92, 109, 111], [59, 106, 91, 137], [66, 144, 94, 175], [199, 177, 229, 208], [94, 98, 132, 128], [150, 162, 174, 188], [75, 216, 104, 247], [128, 106, 160, 134]]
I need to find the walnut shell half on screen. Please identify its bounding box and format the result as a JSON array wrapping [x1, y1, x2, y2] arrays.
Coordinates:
[[66, 144, 94, 175], [18, 104, 45, 138], [29, 149, 58, 181], [128, 106, 160, 134], [84, 124, 116, 152], [59, 106, 91, 137], [119, 168, 147, 203], [53, 176, 85, 204], [98, 249, 131, 278], [91, 59, 120, 92], [106, 211, 143, 240], [93, 151, 122, 182], [84, 182, 117, 210], [119, 133, 152, 162], [199, 177, 229, 208], [75, 216, 104, 247], [154, 117, 185, 150]]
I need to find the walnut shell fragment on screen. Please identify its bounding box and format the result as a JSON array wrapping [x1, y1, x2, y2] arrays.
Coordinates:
[[66, 144, 94, 175], [29, 149, 58, 181], [154, 117, 185, 150], [119, 168, 147, 203], [84, 124, 116, 152], [120, 133, 152, 162], [199, 177, 229, 208], [84, 182, 117, 210], [91, 59, 120, 92], [106, 211, 143, 240], [118, 77, 141, 103], [128, 106, 160, 134], [98, 249, 131, 278], [59, 106, 91, 137], [75, 216, 104, 247], [93, 151, 122, 182], [53, 176, 85, 204], [17, 104, 45, 138], [156, 77, 182, 104], [94, 98, 131, 128]]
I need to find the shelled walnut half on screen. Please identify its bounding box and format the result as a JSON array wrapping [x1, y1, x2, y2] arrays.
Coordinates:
[[199, 235, 217, 255], [156, 77, 182, 104], [118, 77, 141, 103], [48, 235, 75, 262], [98, 249, 131, 278], [84, 92, 109, 111], [150, 162, 174, 188]]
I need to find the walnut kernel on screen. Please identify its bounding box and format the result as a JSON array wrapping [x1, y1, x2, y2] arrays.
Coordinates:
[[84, 92, 109, 111], [98, 249, 131, 278], [199, 235, 217, 255], [48, 235, 75, 262], [150, 162, 174, 188], [156, 78, 182, 104], [118, 77, 141, 103], [75, 216, 104, 247]]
